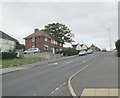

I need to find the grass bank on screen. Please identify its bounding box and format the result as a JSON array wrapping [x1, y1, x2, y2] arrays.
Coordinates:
[[2, 57, 45, 68]]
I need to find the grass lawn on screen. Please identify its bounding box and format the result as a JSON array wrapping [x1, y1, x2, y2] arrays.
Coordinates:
[[2, 57, 45, 68]]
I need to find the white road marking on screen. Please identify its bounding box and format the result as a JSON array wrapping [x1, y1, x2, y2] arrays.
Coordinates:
[[66, 61, 73, 64], [54, 63, 58, 65], [51, 82, 66, 94], [62, 82, 66, 85], [52, 91, 55, 93], [60, 85, 63, 87], [55, 87, 59, 91], [68, 64, 90, 97], [82, 60, 86, 63], [48, 63, 58, 65]]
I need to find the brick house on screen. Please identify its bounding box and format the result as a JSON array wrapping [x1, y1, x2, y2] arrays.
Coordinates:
[[90, 44, 101, 51], [24, 29, 63, 54]]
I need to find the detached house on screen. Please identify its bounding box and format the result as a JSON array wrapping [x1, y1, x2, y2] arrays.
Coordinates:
[[90, 44, 101, 51], [0, 30, 18, 52], [24, 29, 63, 54], [72, 43, 88, 52]]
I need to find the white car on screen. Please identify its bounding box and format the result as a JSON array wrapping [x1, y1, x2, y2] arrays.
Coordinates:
[[24, 48, 40, 54], [79, 50, 87, 56]]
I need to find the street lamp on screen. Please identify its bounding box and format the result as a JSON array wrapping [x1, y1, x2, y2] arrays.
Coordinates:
[[107, 29, 112, 51]]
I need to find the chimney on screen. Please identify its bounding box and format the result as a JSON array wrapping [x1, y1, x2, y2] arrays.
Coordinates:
[[34, 28, 39, 33]]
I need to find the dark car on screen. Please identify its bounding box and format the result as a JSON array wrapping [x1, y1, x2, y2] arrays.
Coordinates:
[[102, 48, 107, 52]]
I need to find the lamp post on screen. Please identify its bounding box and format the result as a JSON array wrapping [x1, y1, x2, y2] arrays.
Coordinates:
[[107, 29, 112, 51]]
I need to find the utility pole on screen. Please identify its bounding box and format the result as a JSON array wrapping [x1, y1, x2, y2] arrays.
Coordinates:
[[107, 29, 112, 51]]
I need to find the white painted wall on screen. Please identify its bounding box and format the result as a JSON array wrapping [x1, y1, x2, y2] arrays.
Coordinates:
[[76, 43, 88, 51], [0, 38, 16, 52]]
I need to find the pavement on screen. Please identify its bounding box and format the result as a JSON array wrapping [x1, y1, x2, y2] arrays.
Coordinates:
[[81, 88, 119, 96], [71, 51, 118, 97], [2, 51, 118, 97]]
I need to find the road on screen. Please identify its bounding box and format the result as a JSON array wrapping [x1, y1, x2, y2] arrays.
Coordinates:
[[2, 51, 118, 96]]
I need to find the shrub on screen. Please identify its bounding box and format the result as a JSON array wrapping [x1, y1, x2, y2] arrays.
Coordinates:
[[115, 39, 120, 57], [62, 48, 77, 56], [0, 52, 17, 59]]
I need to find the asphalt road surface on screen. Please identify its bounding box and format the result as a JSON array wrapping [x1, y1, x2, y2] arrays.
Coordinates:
[[2, 51, 118, 96]]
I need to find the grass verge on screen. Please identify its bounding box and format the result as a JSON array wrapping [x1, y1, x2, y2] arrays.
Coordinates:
[[1, 57, 45, 68]]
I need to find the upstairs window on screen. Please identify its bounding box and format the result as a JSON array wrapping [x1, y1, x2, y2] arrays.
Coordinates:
[[60, 43, 62, 46], [51, 40, 54, 44], [45, 37, 48, 42], [55, 41, 58, 45], [32, 37, 35, 42]]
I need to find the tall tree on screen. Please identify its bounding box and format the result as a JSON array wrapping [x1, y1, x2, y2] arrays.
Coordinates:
[[42, 23, 74, 43]]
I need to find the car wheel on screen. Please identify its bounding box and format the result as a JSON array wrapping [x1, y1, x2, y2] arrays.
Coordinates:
[[24, 52, 27, 54]]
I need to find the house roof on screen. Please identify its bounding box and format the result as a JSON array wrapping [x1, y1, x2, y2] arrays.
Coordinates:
[[76, 43, 88, 50], [90, 44, 101, 51], [24, 29, 52, 39], [24, 29, 64, 44], [0, 30, 18, 42], [72, 44, 78, 48], [90, 44, 96, 47]]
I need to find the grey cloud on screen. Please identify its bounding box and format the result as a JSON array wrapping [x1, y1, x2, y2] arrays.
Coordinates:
[[1, 2, 118, 50]]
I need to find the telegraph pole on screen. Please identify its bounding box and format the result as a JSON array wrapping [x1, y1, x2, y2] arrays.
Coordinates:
[[107, 29, 112, 51]]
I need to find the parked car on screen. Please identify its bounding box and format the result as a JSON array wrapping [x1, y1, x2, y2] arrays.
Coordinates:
[[86, 49, 93, 54], [102, 48, 107, 52], [24, 48, 40, 54], [79, 50, 87, 56]]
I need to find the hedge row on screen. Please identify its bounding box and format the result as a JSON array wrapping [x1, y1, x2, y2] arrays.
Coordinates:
[[62, 48, 77, 56], [0, 52, 17, 59], [115, 39, 120, 57]]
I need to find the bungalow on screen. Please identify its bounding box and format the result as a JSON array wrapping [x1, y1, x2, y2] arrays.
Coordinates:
[[0, 30, 18, 52], [24, 29, 63, 54]]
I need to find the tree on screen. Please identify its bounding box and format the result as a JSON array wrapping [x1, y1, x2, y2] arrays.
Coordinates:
[[115, 39, 120, 57], [42, 23, 74, 43], [16, 42, 25, 50]]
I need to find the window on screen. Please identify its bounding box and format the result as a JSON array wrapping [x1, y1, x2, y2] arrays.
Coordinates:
[[44, 45, 48, 50], [45, 37, 48, 41], [55, 41, 58, 45], [32, 37, 35, 42], [60, 49, 62, 51], [60, 43, 62, 46], [51, 40, 54, 44], [54, 41, 56, 44]]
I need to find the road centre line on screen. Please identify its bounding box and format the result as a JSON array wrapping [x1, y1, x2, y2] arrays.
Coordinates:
[[51, 82, 66, 94], [55, 87, 59, 91], [65, 61, 73, 64], [51, 87, 59, 94]]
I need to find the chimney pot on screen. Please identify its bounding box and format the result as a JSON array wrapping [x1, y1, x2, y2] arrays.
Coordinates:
[[34, 28, 39, 33]]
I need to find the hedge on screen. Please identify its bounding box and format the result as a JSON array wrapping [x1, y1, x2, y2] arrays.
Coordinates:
[[0, 52, 17, 59], [115, 39, 120, 57], [62, 48, 77, 56]]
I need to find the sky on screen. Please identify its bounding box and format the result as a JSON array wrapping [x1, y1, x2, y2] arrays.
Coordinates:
[[0, 2, 118, 50]]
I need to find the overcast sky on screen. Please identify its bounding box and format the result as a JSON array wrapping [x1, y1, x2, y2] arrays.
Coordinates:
[[0, 2, 118, 50]]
